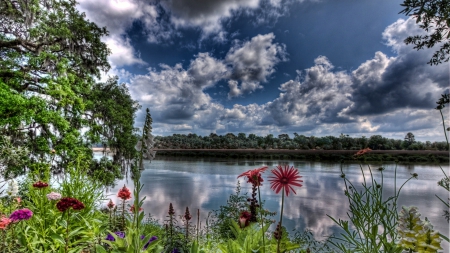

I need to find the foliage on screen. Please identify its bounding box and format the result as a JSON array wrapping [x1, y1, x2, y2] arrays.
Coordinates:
[[399, 0, 450, 65], [216, 221, 292, 253], [154, 133, 448, 151], [211, 181, 249, 239], [327, 164, 418, 253], [0, 0, 138, 179], [85, 76, 141, 167], [136, 108, 156, 171]]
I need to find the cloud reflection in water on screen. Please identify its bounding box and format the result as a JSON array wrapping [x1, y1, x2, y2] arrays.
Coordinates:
[[105, 158, 449, 250]]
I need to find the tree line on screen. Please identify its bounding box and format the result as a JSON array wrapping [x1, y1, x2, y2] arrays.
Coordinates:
[[154, 132, 449, 151]]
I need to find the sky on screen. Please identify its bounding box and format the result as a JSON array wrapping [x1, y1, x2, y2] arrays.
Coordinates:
[[76, 0, 449, 141]]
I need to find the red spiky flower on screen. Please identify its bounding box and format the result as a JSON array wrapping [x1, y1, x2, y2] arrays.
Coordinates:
[[117, 185, 132, 200], [269, 165, 303, 196], [237, 166, 268, 186]]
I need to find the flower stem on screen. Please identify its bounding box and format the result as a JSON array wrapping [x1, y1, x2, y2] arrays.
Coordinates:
[[277, 190, 285, 253], [65, 209, 70, 253], [257, 185, 265, 253]]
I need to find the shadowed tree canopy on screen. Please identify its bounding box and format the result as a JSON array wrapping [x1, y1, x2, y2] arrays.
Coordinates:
[[0, 0, 137, 178], [400, 0, 450, 65]]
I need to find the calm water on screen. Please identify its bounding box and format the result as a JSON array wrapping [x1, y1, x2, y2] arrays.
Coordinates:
[[102, 155, 449, 249]]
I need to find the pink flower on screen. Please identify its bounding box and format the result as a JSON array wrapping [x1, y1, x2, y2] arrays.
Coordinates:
[[269, 165, 303, 196], [46, 192, 62, 201], [239, 211, 251, 228], [0, 216, 11, 229]]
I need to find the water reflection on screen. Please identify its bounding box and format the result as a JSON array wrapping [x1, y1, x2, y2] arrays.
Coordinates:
[[104, 156, 449, 250]]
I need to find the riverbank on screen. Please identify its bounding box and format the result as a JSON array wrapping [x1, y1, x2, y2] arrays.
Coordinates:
[[153, 149, 449, 163]]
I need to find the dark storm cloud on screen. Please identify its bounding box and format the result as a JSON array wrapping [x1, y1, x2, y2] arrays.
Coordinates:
[[345, 18, 448, 116], [161, 0, 260, 34]]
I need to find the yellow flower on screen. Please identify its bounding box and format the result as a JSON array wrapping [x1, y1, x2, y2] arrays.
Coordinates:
[[415, 219, 442, 253]]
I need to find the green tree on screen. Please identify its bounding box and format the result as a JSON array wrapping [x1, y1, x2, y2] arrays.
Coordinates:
[[404, 132, 416, 144], [136, 108, 155, 170], [0, 0, 135, 177], [85, 76, 141, 167], [400, 0, 450, 65]]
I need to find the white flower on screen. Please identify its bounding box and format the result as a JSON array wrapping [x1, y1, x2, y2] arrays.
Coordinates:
[[6, 180, 18, 196], [46, 192, 62, 201]]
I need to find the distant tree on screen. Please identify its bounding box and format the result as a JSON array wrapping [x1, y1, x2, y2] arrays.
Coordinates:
[[404, 132, 416, 144], [399, 0, 450, 65], [136, 108, 155, 170]]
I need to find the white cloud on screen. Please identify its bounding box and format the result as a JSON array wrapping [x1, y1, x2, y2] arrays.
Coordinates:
[[104, 36, 147, 67], [187, 53, 227, 89], [225, 33, 288, 97], [161, 0, 260, 36]]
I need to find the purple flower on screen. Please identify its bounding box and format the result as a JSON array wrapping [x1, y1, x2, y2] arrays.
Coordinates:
[[143, 236, 157, 249], [171, 248, 180, 253], [105, 231, 125, 241], [9, 208, 33, 222]]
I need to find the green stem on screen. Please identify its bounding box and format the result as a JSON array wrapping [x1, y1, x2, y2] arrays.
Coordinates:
[[439, 109, 449, 149], [257, 185, 265, 253], [65, 209, 70, 253], [277, 190, 285, 253], [122, 199, 126, 231]]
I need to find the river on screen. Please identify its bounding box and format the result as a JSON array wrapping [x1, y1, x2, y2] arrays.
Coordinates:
[[100, 155, 449, 250]]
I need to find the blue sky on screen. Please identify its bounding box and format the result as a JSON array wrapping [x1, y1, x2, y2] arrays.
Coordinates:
[[77, 0, 449, 141]]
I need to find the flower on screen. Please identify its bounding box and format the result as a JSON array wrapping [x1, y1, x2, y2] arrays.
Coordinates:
[[415, 219, 442, 252], [117, 185, 131, 200], [105, 231, 125, 241], [168, 203, 175, 216], [107, 199, 115, 209], [237, 166, 268, 186], [397, 206, 442, 252], [32, 181, 49, 188], [353, 148, 372, 158], [141, 235, 158, 250], [269, 165, 303, 196], [56, 197, 85, 212], [6, 180, 18, 196], [9, 208, 33, 222], [239, 211, 251, 228], [129, 205, 143, 212], [14, 197, 21, 204], [0, 216, 12, 229], [46, 192, 62, 201], [184, 207, 192, 221]]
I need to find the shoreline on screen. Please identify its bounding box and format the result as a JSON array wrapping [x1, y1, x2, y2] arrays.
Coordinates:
[[91, 148, 449, 163]]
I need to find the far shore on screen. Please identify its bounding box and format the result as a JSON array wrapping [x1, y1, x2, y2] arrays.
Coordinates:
[[92, 147, 448, 155]]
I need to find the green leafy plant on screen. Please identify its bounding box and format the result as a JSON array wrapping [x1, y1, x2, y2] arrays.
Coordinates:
[[327, 162, 417, 253]]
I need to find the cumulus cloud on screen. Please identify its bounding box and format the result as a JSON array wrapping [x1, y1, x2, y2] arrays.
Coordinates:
[[343, 18, 448, 116], [225, 33, 288, 98], [126, 17, 447, 141], [187, 53, 227, 89], [263, 56, 353, 127], [160, 0, 260, 36]]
